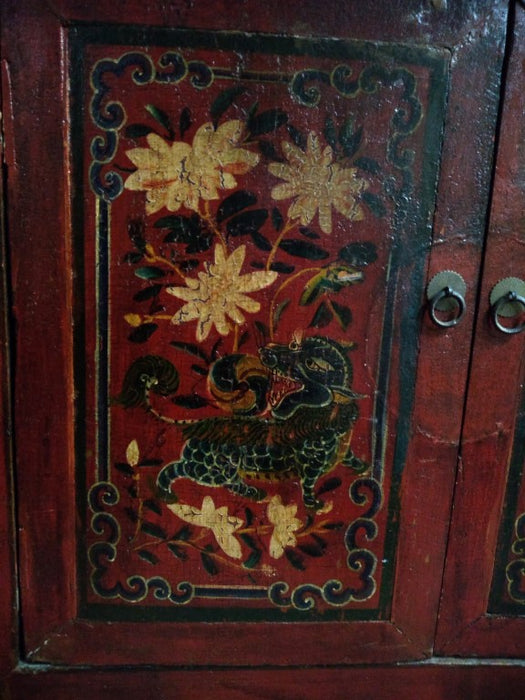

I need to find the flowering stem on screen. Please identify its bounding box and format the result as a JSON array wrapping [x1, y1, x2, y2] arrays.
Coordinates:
[[265, 218, 296, 272], [269, 266, 320, 339], [201, 200, 227, 250], [144, 245, 186, 281]]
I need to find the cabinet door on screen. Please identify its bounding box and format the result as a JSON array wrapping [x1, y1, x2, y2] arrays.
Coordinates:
[[1, 0, 507, 670], [436, 3, 525, 656]]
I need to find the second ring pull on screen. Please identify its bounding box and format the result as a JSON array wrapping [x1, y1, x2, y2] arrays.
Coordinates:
[[490, 277, 525, 335], [426, 271, 467, 328]]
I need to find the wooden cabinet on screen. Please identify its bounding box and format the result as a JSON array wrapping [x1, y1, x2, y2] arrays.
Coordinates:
[[1, 0, 524, 696]]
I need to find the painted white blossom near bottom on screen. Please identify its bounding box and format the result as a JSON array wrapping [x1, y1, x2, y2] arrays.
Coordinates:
[[267, 495, 303, 559], [167, 495, 243, 559]]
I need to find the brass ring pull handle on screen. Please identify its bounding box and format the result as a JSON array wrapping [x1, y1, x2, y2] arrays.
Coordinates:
[[427, 271, 467, 328], [490, 278, 525, 335]]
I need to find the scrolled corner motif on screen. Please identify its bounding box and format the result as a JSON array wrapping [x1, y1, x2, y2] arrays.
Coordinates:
[[344, 476, 382, 603], [87, 479, 194, 605], [506, 512, 525, 604], [89, 50, 214, 201]]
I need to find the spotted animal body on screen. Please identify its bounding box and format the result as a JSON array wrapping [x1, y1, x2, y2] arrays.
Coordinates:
[[156, 336, 366, 509]]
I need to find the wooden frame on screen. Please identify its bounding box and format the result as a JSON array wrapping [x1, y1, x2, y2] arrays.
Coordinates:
[[435, 1, 525, 657], [2, 0, 522, 692]]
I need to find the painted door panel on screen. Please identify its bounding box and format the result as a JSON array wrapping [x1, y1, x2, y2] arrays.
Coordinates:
[[0, 0, 512, 680]]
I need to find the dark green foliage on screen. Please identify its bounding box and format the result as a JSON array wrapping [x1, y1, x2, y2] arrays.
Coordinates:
[[317, 476, 342, 495], [226, 209, 268, 237], [128, 323, 158, 343], [124, 124, 154, 139], [134, 266, 166, 280], [309, 302, 332, 329], [278, 239, 329, 260], [201, 550, 219, 576], [141, 522, 168, 540], [354, 156, 381, 174], [285, 548, 306, 571], [271, 207, 284, 232], [179, 107, 192, 138], [331, 301, 352, 331], [247, 109, 288, 136], [210, 86, 245, 124], [172, 394, 209, 409], [167, 543, 189, 560], [362, 191, 387, 218], [143, 499, 162, 515], [138, 550, 159, 565], [338, 241, 378, 266], [145, 104, 174, 139], [133, 284, 162, 302], [216, 190, 257, 223], [114, 462, 135, 477]]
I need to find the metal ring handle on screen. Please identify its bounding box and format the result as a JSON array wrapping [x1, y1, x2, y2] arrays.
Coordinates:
[[491, 291, 525, 335], [429, 286, 466, 328]]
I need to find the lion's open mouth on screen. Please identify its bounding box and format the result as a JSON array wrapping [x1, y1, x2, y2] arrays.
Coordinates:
[[268, 370, 303, 408]]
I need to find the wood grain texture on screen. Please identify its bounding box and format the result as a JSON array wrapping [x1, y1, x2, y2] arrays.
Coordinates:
[[436, 1, 525, 656], [0, 0, 517, 691], [4, 664, 525, 700]]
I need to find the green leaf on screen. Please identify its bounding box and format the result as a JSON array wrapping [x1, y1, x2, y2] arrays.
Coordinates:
[[141, 522, 167, 540], [299, 273, 324, 306], [227, 209, 268, 237], [179, 107, 192, 138], [339, 118, 362, 158], [271, 207, 284, 232], [299, 226, 320, 240], [317, 476, 342, 495], [145, 104, 174, 139], [124, 507, 139, 523], [285, 548, 306, 571], [248, 109, 288, 136], [170, 340, 210, 363], [309, 301, 332, 329], [287, 124, 307, 150], [128, 323, 158, 343], [172, 394, 209, 409], [173, 525, 192, 542], [278, 239, 329, 260], [191, 364, 208, 377], [324, 116, 338, 151], [240, 533, 259, 551], [201, 551, 219, 576], [251, 231, 272, 251], [135, 266, 166, 280], [338, 241, 378, 266], [125, 123, 155, 139], [254, 320, 269, 341], [127, 220, 147, 252], [138, 550, 159, 565], [362, 191, 387, 218], [123, 251, 144, 265], [322, 521, 345, 531], [167, 543, 189, 560], [269, 262, 294, 274], [258, 140, 284, 162], [243, 550, 262, 569], [274, 298, 291, 326], [297, 541, 325, 557], [133, 284, 163, 302], [354, 156, 381, 175], [244, 508, 254, 527], [210, 86, 245, 124], [114, 462, 135, 477], [216, 190, 257, 224], [143, 499, 162, 515], [155, 214, 212, 252], [331, 301, 352, 331]]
